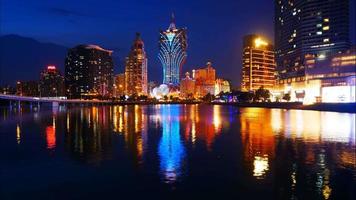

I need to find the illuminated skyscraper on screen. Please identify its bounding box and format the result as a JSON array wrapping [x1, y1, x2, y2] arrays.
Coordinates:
[[39, 65, 65, 97], [65, 45, 114, 99], [241, 34, 276, 91], [125, 33, 148, 96], [275, 0, 350, 80], [158, 14, 187, 85]]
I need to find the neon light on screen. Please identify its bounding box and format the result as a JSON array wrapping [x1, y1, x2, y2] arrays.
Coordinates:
[[158, 19, 187, 85], [47, 65, 56, 70]]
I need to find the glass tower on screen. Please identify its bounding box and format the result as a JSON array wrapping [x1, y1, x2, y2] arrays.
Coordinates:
[[275, 0, 350, 80]]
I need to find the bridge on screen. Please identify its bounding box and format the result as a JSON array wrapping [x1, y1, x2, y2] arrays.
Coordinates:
[[0, 94, 112, 108]]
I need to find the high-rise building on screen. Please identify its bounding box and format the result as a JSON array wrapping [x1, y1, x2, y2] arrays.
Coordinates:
[[16, 81, 39, 97], [114, 73, 126, 97], [193, 61, 216, 97], [275, 0, 350, 80], [241, 34, 276, 91], [125, 33, 148, 96], [65, 45, 114, 99], [39, 65, 65, 97], [158, 14, 187, 85], [180, 72, 196, 99]]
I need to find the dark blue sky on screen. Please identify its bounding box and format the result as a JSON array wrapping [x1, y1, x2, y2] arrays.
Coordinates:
[[1, 0, 355, 86]]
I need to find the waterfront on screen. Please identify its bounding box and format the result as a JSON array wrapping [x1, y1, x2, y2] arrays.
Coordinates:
[[1, 105, 355, 199]]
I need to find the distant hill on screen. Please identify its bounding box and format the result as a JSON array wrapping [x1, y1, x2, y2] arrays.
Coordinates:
[[0, 34, 68, 85]]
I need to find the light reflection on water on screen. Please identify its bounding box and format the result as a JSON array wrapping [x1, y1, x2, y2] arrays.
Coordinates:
[[157, 105, 185, 183], [0, 105, 355, 199]]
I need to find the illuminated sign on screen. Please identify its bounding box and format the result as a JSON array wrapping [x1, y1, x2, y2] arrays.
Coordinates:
[[47, 65, 56, 70]]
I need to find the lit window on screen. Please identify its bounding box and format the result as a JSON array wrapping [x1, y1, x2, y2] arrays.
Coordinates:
[[317, 31, 322, 35], [324, 18, 329, 22], [323, 38, 329, 42], [316, 24, 322, 27], [323, 26, 329, 30]]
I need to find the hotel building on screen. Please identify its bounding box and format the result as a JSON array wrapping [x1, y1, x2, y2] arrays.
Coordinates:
[[125, 33, 148, 96], [180, 72, 196, 99], [193, 61, 216, 97], [158, 14, 187, 85], [274, 0, 354, 103], [241, 34, 276, 91], [275, 0, 350, 80], [65, 45, 114, 99]]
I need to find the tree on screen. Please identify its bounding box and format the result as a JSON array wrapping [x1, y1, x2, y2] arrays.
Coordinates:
[[283, 93, 291, 102], [202, 93, 214, 102], [238, 92, 254, 103], [254, 87, 270, 102]]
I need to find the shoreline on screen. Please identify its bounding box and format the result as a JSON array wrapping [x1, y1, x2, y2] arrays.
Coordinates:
[[0, 100, 355, 113], [209, 102, 356, 113]]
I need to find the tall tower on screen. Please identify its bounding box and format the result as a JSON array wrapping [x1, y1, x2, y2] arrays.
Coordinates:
[[158, 14, 188, 85], [125, 33, 148, 96], [275, 0, 350, 80], [241, 34, 276, 91]]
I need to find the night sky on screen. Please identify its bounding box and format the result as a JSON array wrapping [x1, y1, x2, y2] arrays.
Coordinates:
[[1, 0, 355, 86]]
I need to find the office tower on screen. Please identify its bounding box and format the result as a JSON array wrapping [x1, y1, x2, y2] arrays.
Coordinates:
[[65, 44, 114, 99], [125, 33, 148, 96], [241, 34, 276, 91], [158, 14, 187, 85], [193, 61, 216, 97], [275, 0, 350, 80], [39, 65, 65, 97]]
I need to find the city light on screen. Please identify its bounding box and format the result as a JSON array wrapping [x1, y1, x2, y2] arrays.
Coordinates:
[[254, 38, 268, 48]]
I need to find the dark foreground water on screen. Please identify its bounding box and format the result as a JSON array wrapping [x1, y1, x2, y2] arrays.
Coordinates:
[[0, 105, 355, 199]]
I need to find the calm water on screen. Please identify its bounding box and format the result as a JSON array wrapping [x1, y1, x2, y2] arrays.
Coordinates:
[[0, 105, 355, 199]]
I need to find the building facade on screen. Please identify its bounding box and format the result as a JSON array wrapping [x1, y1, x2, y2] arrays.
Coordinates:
[[158, 14, 187, 85], [39, 66, 65, 97], [16, 81, 39, 97], [193, 62, 216, 97], [275, 0, 350, 80], [180, 72, 196, 99], [241, 35, 276, 91], [65, 45, 114, 99], [114, 73, 126, 97], [125, 33, 148, 96], [215, 79, 231, 95], [276, 47, 356, 103]]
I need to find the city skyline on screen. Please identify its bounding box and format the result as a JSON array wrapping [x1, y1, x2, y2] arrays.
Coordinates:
[[1, 0, 355, 87]]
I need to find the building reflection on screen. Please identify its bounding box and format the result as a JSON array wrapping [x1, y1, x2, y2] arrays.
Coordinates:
[[121, 105, 148, 165], [240, 107, 355, 199], [181, 105, 225, 150], [158, 105, 186, 183], [64, 106, 113, 164], [240, 108, 275, 179]]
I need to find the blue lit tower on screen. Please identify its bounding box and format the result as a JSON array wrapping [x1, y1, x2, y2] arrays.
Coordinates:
[[158, 14, 187, 85]]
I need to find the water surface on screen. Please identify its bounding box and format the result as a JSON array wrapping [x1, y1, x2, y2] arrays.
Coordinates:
[[1, 105, 355, 199]]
